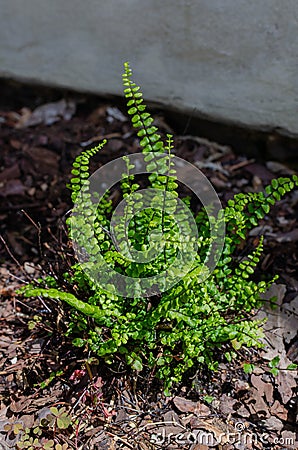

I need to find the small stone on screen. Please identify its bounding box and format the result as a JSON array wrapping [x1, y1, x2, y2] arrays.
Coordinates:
[[24, 262, 35, 274], [40, 182, 48, 192], [27, 187, 36, 196], [252, 175, 262, 191]]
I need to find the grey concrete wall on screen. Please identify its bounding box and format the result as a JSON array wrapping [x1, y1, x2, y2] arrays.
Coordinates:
[[1, 0, 298, 135]]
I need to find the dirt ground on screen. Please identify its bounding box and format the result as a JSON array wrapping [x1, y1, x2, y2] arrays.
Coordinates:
[[0, 81, 297, 449]]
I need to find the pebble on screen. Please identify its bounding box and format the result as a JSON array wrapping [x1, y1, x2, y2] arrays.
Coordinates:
[[27, 187, 36, 196], [40, 182, 48, 192], [24, 262, 35, 274]]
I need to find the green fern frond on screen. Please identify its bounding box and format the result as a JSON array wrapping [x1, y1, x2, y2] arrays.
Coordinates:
[[224, 174, 298, 242], [123, 62, 164, 154], [234, 236, 264, 279], [19, 287, 107, 320], [68, 139, 107, 202]]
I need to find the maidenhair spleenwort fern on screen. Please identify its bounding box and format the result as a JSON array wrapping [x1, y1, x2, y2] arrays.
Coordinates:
[[69, 140, 107, 203], [123, 61, 164, 154], [18, 62, 298, 391]]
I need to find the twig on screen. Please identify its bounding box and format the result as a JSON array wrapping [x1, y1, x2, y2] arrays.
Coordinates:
[[179, 135, 230, 154], [0, 234, 23, 272], [194, 160, 230, 176], [7, 271, 26, 283], [139, 420, 187, 432], [181, 107, 197, 136], [229, 158, 255, 172], [21, 209, 43, 257], [105, 432, 135, 449], [80, 132, 123, 147], [85, 360, 93, 380]]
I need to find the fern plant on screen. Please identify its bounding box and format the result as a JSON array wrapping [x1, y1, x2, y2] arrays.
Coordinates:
[[19, 62, 298, 392]]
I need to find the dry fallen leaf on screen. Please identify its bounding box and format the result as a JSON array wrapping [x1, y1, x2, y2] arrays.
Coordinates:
[[9, 396, 31, 413], [250, 374, 274, 405], [0, 179, 26, 197], [274, 228, 298, 243], [189, 417, 234, 445], [235, 404, 250, 418], [261, 416, 284, 432], [275, 370, 296, 405], [247, 388, 270, 418], [219, 394, 237, 415], [259, 286, 295, 351], [0, 163, 20, 183], [18, 99, 76, 127], [173, 396, 210, 416], [11, 107, 32, 128], [270, 400, 288, 421], [24, 146, 59, 173], [173, 396, 197, 413]]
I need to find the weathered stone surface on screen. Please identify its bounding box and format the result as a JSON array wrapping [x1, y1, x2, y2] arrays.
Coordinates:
[[1, 1, 298, 135]]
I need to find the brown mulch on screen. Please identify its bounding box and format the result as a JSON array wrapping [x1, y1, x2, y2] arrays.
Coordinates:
[[0, 83, 297, 449]]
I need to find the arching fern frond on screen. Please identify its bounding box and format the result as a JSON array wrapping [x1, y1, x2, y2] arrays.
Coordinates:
[[68, 139, 107, 203], [123, 62, 164, 154]]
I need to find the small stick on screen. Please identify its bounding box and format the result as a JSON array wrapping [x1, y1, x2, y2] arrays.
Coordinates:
[[0, 234, 23, 272], [21, 209, 43, 257], [85, 360, 93, 381], [105, 432, 135, 449], [229, 158, 255, 172]]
